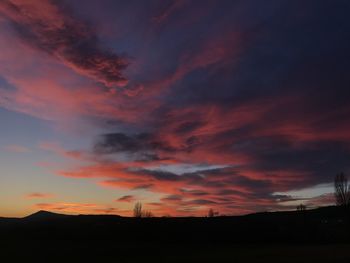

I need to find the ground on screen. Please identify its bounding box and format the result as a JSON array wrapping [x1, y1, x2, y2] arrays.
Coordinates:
[[2, 241, 350, 263]]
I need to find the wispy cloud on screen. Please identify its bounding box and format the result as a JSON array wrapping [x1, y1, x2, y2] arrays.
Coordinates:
[[26, 192, 54, 199], [116, 195, 136, 203], [4, 144, 30, 153], [0, 0, 128, 88]]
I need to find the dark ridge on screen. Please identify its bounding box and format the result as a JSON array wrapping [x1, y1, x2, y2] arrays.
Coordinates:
[[22, 210, 123, 221], [23, 210, 71, 221], [0, 205, 349, 245]]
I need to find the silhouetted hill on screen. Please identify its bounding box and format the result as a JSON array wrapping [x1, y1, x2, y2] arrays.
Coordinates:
[[0, 217, 19, 224], [1, 206, 350, 262], [23, 210, 71, 221]]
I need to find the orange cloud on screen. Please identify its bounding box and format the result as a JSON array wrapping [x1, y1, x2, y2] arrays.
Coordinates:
[[35, 202, 125, 215], [26, 192, 54, 198]]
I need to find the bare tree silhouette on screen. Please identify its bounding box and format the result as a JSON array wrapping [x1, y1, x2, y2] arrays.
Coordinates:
[[208, 208, 214, 217], [142, 210, 153, 218], [334, 173, 350, 207], [133, 202, 153, 217], [133, 202, 143, 218], [297, 204, 306, 211]]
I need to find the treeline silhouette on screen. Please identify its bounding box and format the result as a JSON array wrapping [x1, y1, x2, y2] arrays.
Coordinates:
[[1, 205, 349, 244]]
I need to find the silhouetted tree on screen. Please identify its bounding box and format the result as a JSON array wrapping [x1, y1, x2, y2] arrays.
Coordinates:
[[133, 202, 153, 217], [142, 210, 153, 218], [208, 208, 214, 217], [297, 203, 307, 225], [297, 204, 306, 211], [162, 214, 171, 218], [334, 173, 350, 207], [133, 202, 143, 218]]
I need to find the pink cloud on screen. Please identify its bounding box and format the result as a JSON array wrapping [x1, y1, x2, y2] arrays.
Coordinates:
[[26, 192, 54, 198], [38, 141, 83, 160], [0, 0, 128, 88]]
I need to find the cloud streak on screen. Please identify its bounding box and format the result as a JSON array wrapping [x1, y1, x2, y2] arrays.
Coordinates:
[[26, 192, 54, 199], [0, 0, 128, 88]]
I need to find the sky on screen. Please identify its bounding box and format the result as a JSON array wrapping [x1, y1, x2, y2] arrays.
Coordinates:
[[0, 0, 349, 217]]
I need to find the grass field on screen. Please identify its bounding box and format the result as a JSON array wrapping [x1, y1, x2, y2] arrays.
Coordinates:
[[2, 242, 350, 262]]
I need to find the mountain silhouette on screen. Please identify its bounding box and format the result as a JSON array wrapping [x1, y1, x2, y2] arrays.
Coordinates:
[[24, 210, 70, 221]]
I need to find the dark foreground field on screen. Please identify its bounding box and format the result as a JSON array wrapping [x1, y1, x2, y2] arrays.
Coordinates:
[[2, 241, 350, 263], [1, 206, 350, 262]]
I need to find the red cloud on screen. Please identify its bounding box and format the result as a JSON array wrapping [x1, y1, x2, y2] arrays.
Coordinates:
[[26, 192, 54, 199], [0, 0, 128, 88], [116, 195, 136, 203], [0, 0, 152, 131], [51, 92, 349, 216], [0, 29, 145, 124], [57, 160, 299, 216]]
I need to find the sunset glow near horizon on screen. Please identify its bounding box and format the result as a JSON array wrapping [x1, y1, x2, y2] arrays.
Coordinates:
[[0, 0, 349, 217]]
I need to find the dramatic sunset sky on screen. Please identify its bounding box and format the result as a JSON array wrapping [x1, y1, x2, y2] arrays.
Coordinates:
[[0, 0, 349, 217]]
